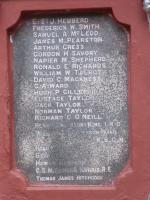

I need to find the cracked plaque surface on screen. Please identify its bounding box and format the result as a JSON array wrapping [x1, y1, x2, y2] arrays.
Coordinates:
[[12, 14, 129, 185]]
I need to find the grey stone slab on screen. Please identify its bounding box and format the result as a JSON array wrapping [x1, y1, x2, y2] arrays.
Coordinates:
[[12, 14, 129, 185]]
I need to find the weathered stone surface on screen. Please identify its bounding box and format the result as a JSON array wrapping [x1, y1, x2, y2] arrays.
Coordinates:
[[12, 14, 128, 185]]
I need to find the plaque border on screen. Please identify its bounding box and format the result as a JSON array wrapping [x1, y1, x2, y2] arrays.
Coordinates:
[[10, 8, 131, 188]]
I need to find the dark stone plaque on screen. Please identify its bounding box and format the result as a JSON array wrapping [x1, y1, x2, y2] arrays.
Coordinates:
[[12, 14, 128, 185]]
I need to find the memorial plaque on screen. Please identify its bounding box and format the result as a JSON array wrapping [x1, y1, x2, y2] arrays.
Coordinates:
[[12, 14, 128, 185]]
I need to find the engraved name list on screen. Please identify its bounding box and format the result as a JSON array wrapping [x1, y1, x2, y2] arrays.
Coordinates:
[[12, 14, 128, 185]]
